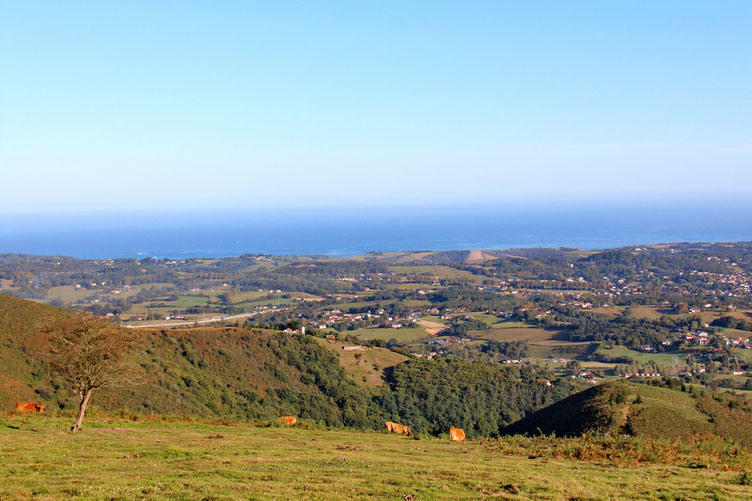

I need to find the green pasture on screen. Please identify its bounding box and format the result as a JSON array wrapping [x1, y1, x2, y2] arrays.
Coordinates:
[[1, 414, 750, 500], [349, 327, 429, 343], [596, 345, 690, 366]]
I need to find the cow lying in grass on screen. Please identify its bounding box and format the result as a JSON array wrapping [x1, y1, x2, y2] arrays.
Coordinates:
[[277, 416, 297, 426], [16, 402, 46, 413], [385, 421, 412, 436]]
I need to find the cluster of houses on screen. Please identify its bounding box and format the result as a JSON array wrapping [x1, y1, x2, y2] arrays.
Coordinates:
[[313, 307, 421, 331], [574, 370, 602, 384], [644, 331, 752, 350], [616, 371, 662, 378], [688, 269, 752, 298], [282, 327, 306, 335], [559, 300, 593, 309], [427, 336, 466, 347]]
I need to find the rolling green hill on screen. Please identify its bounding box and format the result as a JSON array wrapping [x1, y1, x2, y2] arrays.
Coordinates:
[[502, 380, 752, 447], [0, 293, 382, 425], [0, 294, 581, 436]]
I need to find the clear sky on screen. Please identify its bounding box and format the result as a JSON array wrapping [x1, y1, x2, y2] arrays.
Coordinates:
[[1, 1, 750, 213]]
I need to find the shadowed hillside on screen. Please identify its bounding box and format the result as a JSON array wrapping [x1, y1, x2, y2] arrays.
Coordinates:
[[502, 381, 752, 447]]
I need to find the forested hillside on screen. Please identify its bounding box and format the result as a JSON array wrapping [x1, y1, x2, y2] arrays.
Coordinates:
[[0, 294, 582, 437]]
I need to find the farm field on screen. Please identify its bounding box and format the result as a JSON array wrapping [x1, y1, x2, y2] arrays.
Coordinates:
[[416, 317, 445, 335], [596, 345, 691, 366], [590, 305, 733, 325], [727, 309, 752, 321], [1, 414, 750, 500], [734, 349, 752, 364], [45, 285, 99, 304], [45, 283, 178, 306], [231, 297, 296, 309], [175, 295, 210, 308], [589, 306, 626, 317], [382, 283, 435, 291], [333, 300, 389, 310], [348, 327, 429, 343], [387, 265, 484, 282], [467, 312, 505, 326], [468, 324, 595, 361], [475, 326, 569, 345]]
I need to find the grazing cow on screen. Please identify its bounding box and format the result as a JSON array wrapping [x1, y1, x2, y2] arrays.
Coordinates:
[[277, 416, 297, 426], [385, 421, 412, 436], [449, 426, 465, 442], [15, 402, 46, 413]]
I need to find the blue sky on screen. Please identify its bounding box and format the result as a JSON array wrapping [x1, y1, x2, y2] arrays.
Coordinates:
[[1, 1, 750, 213]]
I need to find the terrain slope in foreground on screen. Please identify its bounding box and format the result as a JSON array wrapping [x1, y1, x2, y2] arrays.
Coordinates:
[[1, 414, 751, 500]]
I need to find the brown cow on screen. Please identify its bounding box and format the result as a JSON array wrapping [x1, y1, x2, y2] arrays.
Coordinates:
[[449, 426, 465, 442], [385, 421, 412, 436], [15, 402, 46, 413], [277, 416, 297, 426]]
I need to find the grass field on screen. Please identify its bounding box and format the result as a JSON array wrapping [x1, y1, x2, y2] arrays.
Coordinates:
[[727, 310, 752, 321], [334, 300, 391, 310], [467, 323, 596, 361], [596, 345, 689, 366], [590, 305, 735, 326], [175, 295, 210, 308], [44, 285, 98, 304], [315, 339, 408, 386], [734, 348, 752, 364], [232, 297, 296, 309], [589, 306, 626, 317], [1, 414, 751, 500], [349, 327, 429, 343], [388, 265, 484, 282], [467, 312, 504, 326], [475, 326, 568, 345], [416, 318, 445, 335], [382, 283, 434, 291], [720, 327, 752, 338]]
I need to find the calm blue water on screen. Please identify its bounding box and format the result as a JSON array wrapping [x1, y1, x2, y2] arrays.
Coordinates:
[[1, 203, 751, 259]]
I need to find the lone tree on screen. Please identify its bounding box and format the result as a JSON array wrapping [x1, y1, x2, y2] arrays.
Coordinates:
[[44, 314, 138, 432]]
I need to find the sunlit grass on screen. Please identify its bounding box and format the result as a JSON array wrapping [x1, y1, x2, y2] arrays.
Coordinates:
[[2, 414, 751, 500]]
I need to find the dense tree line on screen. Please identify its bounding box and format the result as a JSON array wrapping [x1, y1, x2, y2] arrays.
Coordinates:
[[378, 358, 583, 437], [711, 315, 752, 332]]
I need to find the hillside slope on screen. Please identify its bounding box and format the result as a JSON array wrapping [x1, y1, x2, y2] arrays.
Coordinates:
[[502, 381, 752, 447], [0, 293, 383, 425], [314, 337, 408, 387], [0, 294, 581, 436]]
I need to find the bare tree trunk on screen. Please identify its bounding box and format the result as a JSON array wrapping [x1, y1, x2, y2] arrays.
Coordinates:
[[71, 388, 92, 432]]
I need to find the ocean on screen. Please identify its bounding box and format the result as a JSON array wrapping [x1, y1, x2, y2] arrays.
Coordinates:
[[1, 203, 751, 259]]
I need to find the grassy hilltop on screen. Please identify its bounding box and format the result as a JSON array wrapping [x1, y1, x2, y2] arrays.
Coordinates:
[[503, 381, 752, 447], [2, 413, 752, 500]]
